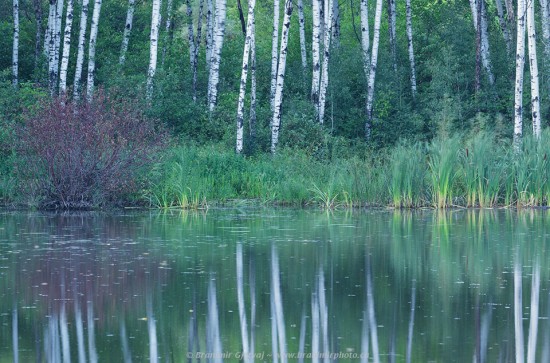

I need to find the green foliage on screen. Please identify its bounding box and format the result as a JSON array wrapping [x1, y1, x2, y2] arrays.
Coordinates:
[[389, 141, 425, 208]]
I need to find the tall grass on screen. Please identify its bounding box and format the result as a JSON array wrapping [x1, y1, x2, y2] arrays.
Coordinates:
[[389, 142, 425, 208], [428, 137, 461, 208]]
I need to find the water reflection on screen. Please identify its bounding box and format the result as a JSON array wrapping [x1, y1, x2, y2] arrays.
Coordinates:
[[0, 210, 549, 362]]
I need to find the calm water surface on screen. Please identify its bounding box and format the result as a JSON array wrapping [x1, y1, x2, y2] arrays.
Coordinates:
[[0, 209, 549, 362]]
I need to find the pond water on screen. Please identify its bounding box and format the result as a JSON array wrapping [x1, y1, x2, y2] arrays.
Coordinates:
[[0, 209, 549, 362]]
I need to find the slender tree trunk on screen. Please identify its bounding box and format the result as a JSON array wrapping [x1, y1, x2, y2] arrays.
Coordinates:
[[387, 0, 397, 72], [33, 0, 43, 75], [249, 20, 257, 151], [161, 0, 174, 65], [472, 0, 482, 93], [59, 0, 74, 95], [74, 297, 86, 363], [480, 0, 494, 86], [207, 279, 223, 363], [332, 0, 340, 46], [270, 0, 280, 111], [119, 0, 135, 65], [527, 262, 540, 363], [87, 301, 98, 363], [270, 0, 293, 154], [146, 294, 158, 363], [496, 0, 512, 56], [146, 0, 162, 102], [270, 246, 287, 363], [47, 0, 57, 94], [318, 0, 334, 124], [12, 306, 18, 363], [311, 0, 321, 114], [366, 256, 380, 363], [514, 259, 524, 363], [406, 280, 416, 363], [405, 0, 417, 97], [298, 0, 307, 74], [237, 0, 246, 35], [186, 0, 195, 71], [192, 0, 205, 102], [59, 302, 70, 363], [360, 0, 370, 78], [318, 268, 329, 363], [205, 0, 213, 70], [513, 0, 526, 148], [540, 0, 550, 95], [365, 0, 383, 140], [311, 292, 320, 363], [12, 0, 19, 88], [236, 0, 255, 154], [86, 0, 102, 102], [526, 0, 540, 138], [207, 0, 227, 112], [51, 0, 64, 93], [360, 308, 369, 363], [73, 0, 89, 100]]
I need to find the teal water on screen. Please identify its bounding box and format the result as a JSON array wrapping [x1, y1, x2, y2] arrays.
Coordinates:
[[0, 210, 548, 362]]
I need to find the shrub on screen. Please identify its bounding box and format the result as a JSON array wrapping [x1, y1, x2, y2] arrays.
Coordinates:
[[17, 92, 168, 209]]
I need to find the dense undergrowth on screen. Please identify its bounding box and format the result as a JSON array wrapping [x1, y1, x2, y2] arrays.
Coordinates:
[[3, 130, 550, 209]]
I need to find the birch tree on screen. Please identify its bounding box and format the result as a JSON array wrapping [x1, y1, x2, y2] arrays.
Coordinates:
[[249, 20, 257, 150], [387, 0, 397, 72], [332, 0, 340, 46], [86, 0, 103, 102], [12, 0, 19, 87], [46, 0, 57, 94], [540, 0, 550, 93], [469, 0, 495, 87], [193, 0, 205, 102], [360, 0, 370, 78], [53, 0, 64, 90], [298, 0, 307, 74], [161, 0, 174, 65], [495, 0, 511, 56], [271, 0, 293, 154], [513, 0, 526, 148], [526, 0, 540, 138], [33, 0, 43, 73], [59, 0, 74, 95], [270, 0, 280, 111], [365, 0, 384, 140], [318, 0, 334, 124], [236, 0, 255, 154], [186, 0, 196, 72], [405, 0, 417, 97], [73, 0, 89, 100], [146, 0, 162, 102], [206, 0, 213, 70], [207, 0, 227, 112], [311, 0, 321, 113], [119, 0, 136, 65]]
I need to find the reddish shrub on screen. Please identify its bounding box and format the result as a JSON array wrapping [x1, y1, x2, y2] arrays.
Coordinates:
[[18, 93, 168, 209]]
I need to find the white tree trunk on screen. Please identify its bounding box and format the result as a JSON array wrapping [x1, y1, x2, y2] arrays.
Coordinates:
[[207, 0, 227, 112], [405, 0, 417, 97], [186, 0, 195, 70], [193, 0, 205, 102], [73, 0, 89, 100], [469, 0, 495, 86], [495, 0, 511, 56], [33, 0, 43, 73], [236, 244, 251, 363], [52, 0, 64, 93], [161, 0, 174, 64], [249, 19, 257, 148], [271, 0, 293, 154], [86, 0, 102, 102], [311, 0, 322, 113], [298, 0, 307, 73], [59, 0, 74, 95], [540, 0, 550, 84], [526, 0, 540, 138], [47, 1, 57, 94], [146, 0, 162, 102], [205, 0, 213, 70], [318, 0, 334, 124], [365, 0, 383, 140], [236, 0, 255, 154], [360, 0, 370, 79], [119, 0, 135, 65], [270, 0, 280, 111], [12, 0, 19, 87], [513, 0, 526, 148], [387, 0, 397, 72]]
